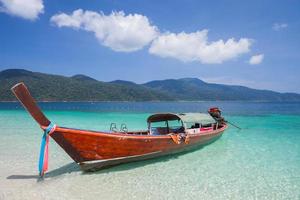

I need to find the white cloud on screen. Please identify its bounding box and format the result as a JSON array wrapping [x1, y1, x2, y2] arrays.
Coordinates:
[[249, 54, 264, 65], [50, 9, 159, 52], [149, 30, 252, 64], [50, 9, 255, 62], [272, 23, 288, 31], [0, 0, 44, 20]]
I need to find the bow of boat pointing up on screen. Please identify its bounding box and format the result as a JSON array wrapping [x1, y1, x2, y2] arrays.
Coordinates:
[[11, 82, 51, 128], [11, 82, 57, 176]]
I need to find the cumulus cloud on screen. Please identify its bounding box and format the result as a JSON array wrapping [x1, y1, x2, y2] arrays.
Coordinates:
[[149, 30, 252, 64], [50, 9, 159, 52], [272, 23, 288, 31], [0, 0, 44, 20], [249, 54, 264, 65], [50, 9, 255, 63]]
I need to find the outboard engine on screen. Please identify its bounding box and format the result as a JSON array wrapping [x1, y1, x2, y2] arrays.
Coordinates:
[[208, 107, 225, 124]]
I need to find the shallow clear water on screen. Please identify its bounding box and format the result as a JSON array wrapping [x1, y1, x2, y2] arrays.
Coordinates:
[[0, 102, 299, 200]]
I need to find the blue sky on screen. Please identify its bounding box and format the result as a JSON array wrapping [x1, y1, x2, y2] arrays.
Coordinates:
[[0, 0, 299, 93]]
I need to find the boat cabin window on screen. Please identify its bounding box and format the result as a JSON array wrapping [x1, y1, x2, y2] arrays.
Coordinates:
[[185, 122, 201, 129], [150, 120, 184, 135], [168, 120, 184, 133], [191, 123, 200, 129]]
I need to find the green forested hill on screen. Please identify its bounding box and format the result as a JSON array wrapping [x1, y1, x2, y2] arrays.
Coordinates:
[[1, 69, 300, 101], [143, 78, 300, 101], [0, 69, 173, 101]]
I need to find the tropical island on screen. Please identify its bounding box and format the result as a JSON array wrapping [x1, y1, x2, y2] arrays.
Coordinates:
[[1, 69, 300, 102]]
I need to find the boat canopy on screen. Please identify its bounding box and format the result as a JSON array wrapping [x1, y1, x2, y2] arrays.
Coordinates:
[[147, 113, 216, 125]]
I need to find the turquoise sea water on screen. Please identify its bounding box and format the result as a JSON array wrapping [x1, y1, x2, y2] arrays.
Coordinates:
[[0, 102, 299, 200]]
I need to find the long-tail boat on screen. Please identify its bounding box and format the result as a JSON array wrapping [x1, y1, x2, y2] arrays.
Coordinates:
[[11, 82, 228, 176]]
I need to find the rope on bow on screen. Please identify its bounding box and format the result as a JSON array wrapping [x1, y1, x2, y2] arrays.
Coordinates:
[[38, 122, 56, 177]]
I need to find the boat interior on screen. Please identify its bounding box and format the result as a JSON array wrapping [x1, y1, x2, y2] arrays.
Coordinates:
[[108, 113, 224, 136]]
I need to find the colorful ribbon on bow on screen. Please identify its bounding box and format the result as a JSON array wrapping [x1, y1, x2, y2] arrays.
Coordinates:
[[39, 122, 56, 177]]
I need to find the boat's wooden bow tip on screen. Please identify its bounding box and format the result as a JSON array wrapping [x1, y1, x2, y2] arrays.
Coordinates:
[[11, 82, 25, 90], [10, 82, 51, 127]]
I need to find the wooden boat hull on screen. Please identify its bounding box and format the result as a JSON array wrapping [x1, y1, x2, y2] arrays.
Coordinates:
[[11, 82, 228, 173], [50, 125, 227, 171]]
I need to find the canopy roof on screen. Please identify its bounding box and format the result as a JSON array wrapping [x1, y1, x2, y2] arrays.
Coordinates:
[[147, 113, 216, 125]]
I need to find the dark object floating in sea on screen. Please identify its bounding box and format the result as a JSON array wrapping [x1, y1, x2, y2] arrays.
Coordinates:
[[11, 82, 228, 176]]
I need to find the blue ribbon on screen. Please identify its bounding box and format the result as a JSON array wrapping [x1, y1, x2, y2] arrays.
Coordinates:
[[38, 122, 55, 176]]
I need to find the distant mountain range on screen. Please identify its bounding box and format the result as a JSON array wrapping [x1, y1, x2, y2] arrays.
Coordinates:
[[1, 69, 300, 102]]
